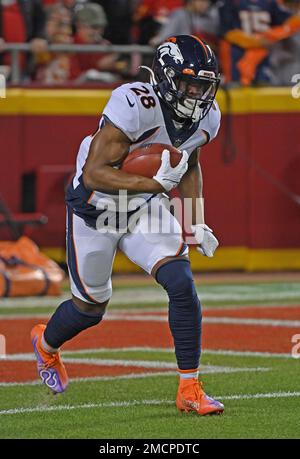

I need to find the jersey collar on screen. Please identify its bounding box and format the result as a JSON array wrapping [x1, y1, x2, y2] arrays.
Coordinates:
[[159, 99, 201, 148]]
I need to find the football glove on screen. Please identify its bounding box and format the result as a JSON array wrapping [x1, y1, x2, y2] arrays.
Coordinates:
[[191, 224, 219, 258], [153, 149, 189, 192]]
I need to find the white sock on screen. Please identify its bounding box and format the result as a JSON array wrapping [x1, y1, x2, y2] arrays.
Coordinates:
[[41, 334, 59, 354], [178, 369, 199, 380]]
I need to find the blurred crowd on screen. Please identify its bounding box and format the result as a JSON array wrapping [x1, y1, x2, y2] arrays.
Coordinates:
[[0, 0, 300, 86]]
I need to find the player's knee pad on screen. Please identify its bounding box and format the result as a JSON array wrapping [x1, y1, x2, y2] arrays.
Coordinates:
[[156, 259, 199, 307], [82, 251, 112, 287]]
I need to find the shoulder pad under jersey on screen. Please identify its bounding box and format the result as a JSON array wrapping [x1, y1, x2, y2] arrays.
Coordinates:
[[102, 82, 162, 142], [200, 100, 221, 143]]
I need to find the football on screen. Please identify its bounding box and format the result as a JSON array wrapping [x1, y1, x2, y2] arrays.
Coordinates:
[[121, 143, 182, 178]]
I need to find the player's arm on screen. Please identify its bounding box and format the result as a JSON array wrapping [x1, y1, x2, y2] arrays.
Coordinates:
[[224, 30, 270, 49], [178, 147, 219, 258], [83, 122, 162, 193], [262, 15, 300, 42], [83, 122, 188, 194]]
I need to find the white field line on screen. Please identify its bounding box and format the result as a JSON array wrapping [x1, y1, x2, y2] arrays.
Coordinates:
[[1, 304, 300, 320], [1, 285, 300, 308], [0, 353, 269, 375], [0, 295, 70, 308], [61, 347, 293, 359], [62, 347, 293, 359], [1, 311, 300, 328], [112, 303, 300, 311], [0, 367, 268, 389], [203, 349, 293, 358], [1, 391, 300, 416], [204, 317, 300, 328], [1, 347, 293, 359], [3, 354, 177, 369], [105, 315, 300, 328], [0, 314, 52, 320], [2, 302, 300, 313], [0, 372, 176, 388]]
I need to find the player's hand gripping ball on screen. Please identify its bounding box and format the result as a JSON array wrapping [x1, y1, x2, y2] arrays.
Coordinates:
[[121, 143, 188, 191]]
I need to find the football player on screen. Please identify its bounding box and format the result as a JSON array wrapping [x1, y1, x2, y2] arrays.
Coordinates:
[[31, 35, 224, 416]]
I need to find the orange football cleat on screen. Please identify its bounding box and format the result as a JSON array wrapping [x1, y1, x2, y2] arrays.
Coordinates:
[[31, 324, 69, 393], [176, 378, 224, 415]]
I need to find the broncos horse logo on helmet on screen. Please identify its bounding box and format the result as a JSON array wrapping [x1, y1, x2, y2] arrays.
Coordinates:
[[158, 42, 185, 66], [144, 35, 220, 123]]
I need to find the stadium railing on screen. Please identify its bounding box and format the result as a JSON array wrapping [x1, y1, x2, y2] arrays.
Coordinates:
[[3, 43, 155, 85]]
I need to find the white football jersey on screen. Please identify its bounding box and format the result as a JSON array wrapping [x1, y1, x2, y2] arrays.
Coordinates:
[[103, 82, 220, 151], [67, 82, 221, 228]]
